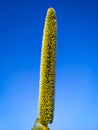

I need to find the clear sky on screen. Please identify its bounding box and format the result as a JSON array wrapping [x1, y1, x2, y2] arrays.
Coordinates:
[[0, 0, 98, 130]]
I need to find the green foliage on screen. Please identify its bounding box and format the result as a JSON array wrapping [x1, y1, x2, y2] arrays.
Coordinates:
[[38, 7, 57, 126]]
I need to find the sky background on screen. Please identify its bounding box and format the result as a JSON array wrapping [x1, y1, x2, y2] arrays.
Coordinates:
[[0, 0, 98, 130]]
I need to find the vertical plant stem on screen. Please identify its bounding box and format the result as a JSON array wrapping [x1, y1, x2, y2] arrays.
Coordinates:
[[38, 7, 57, 126]]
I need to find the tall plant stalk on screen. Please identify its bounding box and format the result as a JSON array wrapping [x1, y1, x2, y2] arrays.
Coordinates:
[[32, 7, 57, 130]]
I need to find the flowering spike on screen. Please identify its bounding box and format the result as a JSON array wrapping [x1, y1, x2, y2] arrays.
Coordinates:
[[38, 7, 57, 126]]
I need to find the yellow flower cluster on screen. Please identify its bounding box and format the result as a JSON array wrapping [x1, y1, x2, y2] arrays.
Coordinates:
[[38, 7, 57, 126]]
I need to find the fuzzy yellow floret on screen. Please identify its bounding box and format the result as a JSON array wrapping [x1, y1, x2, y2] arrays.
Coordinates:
[[38, 7, 57, 126]]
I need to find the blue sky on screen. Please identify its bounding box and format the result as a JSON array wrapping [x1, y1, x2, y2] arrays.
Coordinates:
[[0, 0, 98, 130]]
